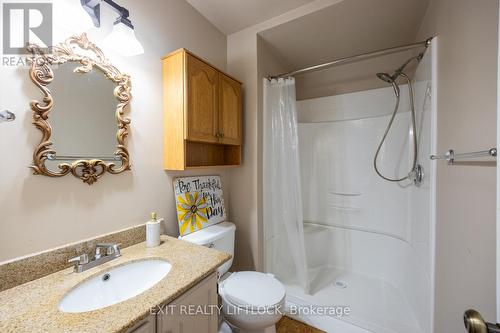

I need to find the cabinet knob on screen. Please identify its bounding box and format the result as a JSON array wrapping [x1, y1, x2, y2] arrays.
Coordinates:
[[220, 133, 225, 138]]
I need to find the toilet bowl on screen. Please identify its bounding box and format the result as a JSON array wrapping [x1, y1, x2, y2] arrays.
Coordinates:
[[179, 222, 286, 333], [219, 271, 285, 333]]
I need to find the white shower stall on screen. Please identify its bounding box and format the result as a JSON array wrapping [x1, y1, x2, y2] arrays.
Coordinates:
[[263, 41, 437, 333]]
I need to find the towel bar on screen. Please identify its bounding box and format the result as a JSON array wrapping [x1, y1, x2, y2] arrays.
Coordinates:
[[430, 148, 496, 164]]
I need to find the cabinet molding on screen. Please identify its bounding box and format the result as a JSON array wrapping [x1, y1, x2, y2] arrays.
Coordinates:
[[162, 49, 242, 170], [127, 315, 156, 333], [219, 74, 242, 145], [186, 55, 219, 143]]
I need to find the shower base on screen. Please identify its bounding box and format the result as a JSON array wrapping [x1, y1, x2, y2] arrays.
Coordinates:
[[284, 266, 424, 333]]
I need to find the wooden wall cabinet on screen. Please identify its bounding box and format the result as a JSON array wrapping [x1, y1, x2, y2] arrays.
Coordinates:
[[162, 49, 242, 170]]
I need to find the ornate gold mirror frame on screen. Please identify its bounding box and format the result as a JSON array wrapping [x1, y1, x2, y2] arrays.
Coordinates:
[[27, 33, 131, 185]]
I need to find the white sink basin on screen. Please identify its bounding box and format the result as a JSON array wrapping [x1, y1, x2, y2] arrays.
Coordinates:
[[59, 259, 172, 313]]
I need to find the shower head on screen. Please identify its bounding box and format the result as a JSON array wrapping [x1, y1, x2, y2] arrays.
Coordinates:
[[392, 53, 425, 80], [377, 72, 400, 97], [377, 52, 425, 85], [376, 72, 395, 83]]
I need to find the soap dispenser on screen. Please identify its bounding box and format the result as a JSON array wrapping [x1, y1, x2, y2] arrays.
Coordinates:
[[146, 212, 161, 247]]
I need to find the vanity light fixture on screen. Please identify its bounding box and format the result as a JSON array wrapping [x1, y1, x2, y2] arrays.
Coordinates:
[[55, 0, 95, 32], [102, 17, 145, 57], [81, 0, 144, 56]]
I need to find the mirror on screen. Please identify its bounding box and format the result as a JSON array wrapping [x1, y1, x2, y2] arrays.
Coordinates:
[[27, 34, 131, 185], [50, 62, 118, 158]]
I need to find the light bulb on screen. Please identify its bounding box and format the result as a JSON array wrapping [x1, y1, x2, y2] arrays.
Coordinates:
[[103, 22, 144, 57]]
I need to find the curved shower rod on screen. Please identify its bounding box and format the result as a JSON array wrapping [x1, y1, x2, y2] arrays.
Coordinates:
[[268, 37, 434, 80]]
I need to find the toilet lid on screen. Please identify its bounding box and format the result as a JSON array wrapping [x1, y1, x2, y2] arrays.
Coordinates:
[[220, 271, 285, 308]]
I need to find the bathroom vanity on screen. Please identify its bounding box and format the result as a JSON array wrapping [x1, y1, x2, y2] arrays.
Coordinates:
[[0, 236, 230, 333], [127, 272, 218, 333]]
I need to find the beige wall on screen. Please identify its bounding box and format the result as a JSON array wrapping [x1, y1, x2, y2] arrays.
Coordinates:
[[225, 29, 259, 271], [224, 36, 290, 272], [225, 0, 344, 271], [0, 0, 228, 262], [416, 0, 498, 331]]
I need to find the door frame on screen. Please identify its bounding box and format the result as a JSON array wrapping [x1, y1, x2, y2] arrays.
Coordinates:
[[496, 0, 500, 323]]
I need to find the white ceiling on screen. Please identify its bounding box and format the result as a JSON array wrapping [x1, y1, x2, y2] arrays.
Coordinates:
[[184, 0, 316, 35], [258, 0, 430, 99], [259, 0, 430, 70]]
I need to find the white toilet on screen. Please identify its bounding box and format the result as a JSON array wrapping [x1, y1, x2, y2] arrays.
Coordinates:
[[179, 222, 285, 333]]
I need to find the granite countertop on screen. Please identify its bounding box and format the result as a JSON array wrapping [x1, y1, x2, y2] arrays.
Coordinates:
[[0, 235, 231, 333]]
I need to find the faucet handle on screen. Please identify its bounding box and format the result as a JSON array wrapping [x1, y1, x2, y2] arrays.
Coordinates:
[[68, 253, 89, 265], [110, 243, 121, 256], [96, 243, 121, 256], [94, 246, 103, 260], [113, 243, 121, 256]]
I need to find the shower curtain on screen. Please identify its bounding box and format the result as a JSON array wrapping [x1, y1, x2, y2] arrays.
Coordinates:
[[263, 78, 310, 293]]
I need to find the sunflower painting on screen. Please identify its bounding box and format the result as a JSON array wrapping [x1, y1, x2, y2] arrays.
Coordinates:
[[173, 176, 226, 236], [176, 192, 209, 235]]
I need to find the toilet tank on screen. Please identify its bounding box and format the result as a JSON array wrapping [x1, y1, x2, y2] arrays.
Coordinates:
[[179, 222, 235, 276]]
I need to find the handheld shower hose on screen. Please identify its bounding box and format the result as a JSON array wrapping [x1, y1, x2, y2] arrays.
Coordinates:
[[374, 54, 424, 186]]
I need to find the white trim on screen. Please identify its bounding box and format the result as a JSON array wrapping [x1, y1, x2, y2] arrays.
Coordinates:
[[429, 36, 439, 333], [497, 0, 500, 323]]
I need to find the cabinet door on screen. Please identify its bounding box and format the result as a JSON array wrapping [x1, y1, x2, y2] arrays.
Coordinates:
[[157, 272, 218, 333], [186, 54, 219, 143], [218, 74, 242, 145], [126, 315, 156, 333]]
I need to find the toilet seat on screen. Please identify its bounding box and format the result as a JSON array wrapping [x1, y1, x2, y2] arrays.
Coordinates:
[[219, 271, 285, 309]]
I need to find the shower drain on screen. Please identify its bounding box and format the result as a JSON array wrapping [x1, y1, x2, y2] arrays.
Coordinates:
[[334, 280, 348, 289]]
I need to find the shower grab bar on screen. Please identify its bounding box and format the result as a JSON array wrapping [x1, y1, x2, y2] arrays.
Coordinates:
[[430, 148, 497, 164]]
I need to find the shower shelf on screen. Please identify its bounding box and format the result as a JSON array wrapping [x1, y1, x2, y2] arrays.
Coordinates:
[[329, 191, 362, 196], [329, 205, 361, 212], [303, 220, 409, 243]]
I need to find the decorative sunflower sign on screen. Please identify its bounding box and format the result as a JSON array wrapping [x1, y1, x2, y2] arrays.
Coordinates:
[[173, 176, 226, 236]]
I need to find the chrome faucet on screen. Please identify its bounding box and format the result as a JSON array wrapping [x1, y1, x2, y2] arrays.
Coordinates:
[[68, 243, 121, 273]]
